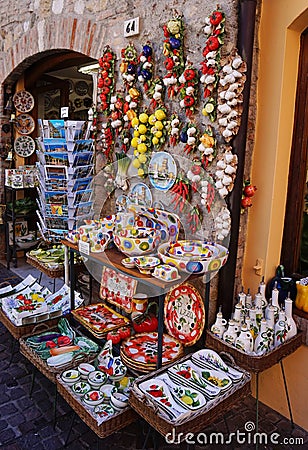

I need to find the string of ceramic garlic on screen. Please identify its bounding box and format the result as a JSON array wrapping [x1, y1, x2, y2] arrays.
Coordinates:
[[217, 49, 247, 142], [214, 206, 231, 241], [214, 146, 238, 198]]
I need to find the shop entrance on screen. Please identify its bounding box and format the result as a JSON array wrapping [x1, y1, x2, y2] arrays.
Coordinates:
[[281, 28, 308, 276]]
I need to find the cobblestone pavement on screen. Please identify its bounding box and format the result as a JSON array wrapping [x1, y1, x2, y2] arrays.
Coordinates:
[[0, 262, 307, 449]]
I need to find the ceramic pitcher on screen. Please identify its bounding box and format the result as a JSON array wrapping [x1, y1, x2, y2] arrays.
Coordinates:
[[235, 324, 254, 353], [223, 319, 238, 345], [254, 319, 272, 355], [274, 309, 287, 347], [211, 311, 227, 339]]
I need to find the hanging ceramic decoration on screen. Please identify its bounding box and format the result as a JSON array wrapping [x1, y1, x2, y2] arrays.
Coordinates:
[[148, 151, 177, 191], [120, 332, 183, 373], [14, 114, 35, 135], [164, 283, 205, 346], [13, 90, 35, 113], [128, 183, 152, 207], [115, 194, 128, 212], [14, 135, 36, 157]]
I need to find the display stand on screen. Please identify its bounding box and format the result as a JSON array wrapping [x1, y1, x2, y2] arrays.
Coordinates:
[[62, 240, 208, 369]]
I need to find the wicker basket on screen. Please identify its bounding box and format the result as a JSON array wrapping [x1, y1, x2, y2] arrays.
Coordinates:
[[129, 352, 251, 440], [26, 253, 64, 279], [19, 322, 97, 383], [56, 375, 137, 439], [205, 330, 303, 373], [0, 309, 60, 340]]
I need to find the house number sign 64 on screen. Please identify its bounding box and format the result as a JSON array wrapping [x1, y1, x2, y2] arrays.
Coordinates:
[[124, 17, 140, 37]]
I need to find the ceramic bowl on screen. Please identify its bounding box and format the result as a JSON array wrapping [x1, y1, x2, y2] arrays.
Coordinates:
[[167, 241, 219, 260], [113, 227, 161, 257], [134, 256, 161, 273], [78, 362, 96, 379], [121, 257, 137, 268], [157, 242, 229, 274], [107, 356, 127, 382], [88, 370, 107, 389], [110, 387, 129, 409], [127, 205, 181, 243], [61, 369, 81, 386], [82, 390, 104, 407], [72, 381, 91, 396], [89, 232, 111, 253]]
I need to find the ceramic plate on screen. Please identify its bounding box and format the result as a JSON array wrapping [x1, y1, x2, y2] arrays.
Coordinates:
[[157, 374, 206, 410], [120, 332, 183, 367], [14, 113, 35, 135], [128, 183, 152, 207], [14, 135, 36, 157], [47, 352, 74, 367], [164, 283, 205, 346], [191, 349, 244, 382], [148, 151, 177, 191], [13, 90, 35, 113]]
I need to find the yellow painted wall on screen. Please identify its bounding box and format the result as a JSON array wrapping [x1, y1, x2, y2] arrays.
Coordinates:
[[243, 0, 308, 431]]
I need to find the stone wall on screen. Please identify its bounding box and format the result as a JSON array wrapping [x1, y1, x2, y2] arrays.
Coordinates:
[[0, 0, 259, 313]]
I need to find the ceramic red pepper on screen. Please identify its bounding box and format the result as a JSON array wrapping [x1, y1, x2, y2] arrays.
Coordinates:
[[132, 302, 158, 333]]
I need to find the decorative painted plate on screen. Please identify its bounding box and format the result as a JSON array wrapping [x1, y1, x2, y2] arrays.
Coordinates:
[[128, 183, 152, 207], [14, 114, 35, 135], [75, 80, 89, 96], [14, 135, 36, 157], [164, 283, 205, 346], [148, 151, 177, 191], [120, 332, 183, 367], [71, 303, 130, 337], [13, 90, 35, 113]]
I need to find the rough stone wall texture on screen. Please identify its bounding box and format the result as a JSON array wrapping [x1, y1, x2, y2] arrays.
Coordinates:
[[0, 0, 259, 319]]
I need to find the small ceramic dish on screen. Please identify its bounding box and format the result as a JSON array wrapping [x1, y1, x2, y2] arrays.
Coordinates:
[[99, 383, 115, 403], [82, 390, 104, 407], [135, 256, 160, 274], [110, 387, 129, 409], [121, 257, 137, 268], [72, 381, 91, 396], [61, 369, 81, 386], [93, 403, 115, 419], [88, 370, 107, 389], [78, 362, 96, 379]]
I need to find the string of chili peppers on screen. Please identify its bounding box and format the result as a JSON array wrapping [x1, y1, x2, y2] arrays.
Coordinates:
[[187, 205, 202, 234], [170, 174, 191, 213]]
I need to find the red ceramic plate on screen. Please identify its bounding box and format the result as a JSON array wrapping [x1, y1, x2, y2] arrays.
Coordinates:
[[164, 283, 205, 346]]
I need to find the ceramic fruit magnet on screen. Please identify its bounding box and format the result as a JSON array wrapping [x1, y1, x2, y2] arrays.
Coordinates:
[[148, 151, 177, 191], [14, 114, 35, 135], [14, 135, 36, 157], [13, 90, 35, 113], [164, 283, 205, 346]]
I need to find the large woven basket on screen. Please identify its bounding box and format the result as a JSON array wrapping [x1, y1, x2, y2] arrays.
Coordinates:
[[56, 375, 138, 439], [26, 253, 64, 279], [129, 352, 251, 440], [19, 322, 97, 383], [205, 330, 303, 373], [0, 309, 60, 340]]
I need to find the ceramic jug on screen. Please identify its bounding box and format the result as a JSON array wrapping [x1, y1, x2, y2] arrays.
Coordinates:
[[238, 287, 246, 307], [254, 319, 271, 355], [235, 324, 254, 353], [284, 297, 297, 340], [259, 276, 268, 310], [233, 302, 243, 326], [223, 319, 238, 345], [274, 309, 287, 347], [211, 311, 227, 339], [248, 307, 259, 339]]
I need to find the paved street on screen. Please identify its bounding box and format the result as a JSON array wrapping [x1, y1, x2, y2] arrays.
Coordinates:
[[0, 261, 307, 449]]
